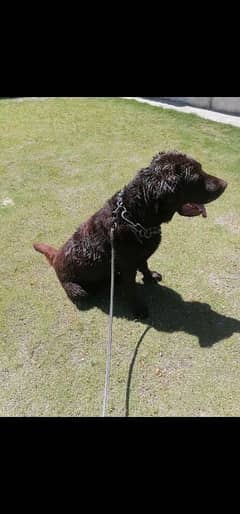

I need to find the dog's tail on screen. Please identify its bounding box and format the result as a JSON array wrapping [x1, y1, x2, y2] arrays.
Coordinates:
[[33, 243, 58, 266]]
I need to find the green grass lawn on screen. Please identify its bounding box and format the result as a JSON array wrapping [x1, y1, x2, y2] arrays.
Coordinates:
[[0, 97, 240, 417]]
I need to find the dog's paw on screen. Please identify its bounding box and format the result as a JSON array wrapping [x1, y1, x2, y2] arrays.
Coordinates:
[[143, 271, 162, 283], [151, 271, 162, 282]]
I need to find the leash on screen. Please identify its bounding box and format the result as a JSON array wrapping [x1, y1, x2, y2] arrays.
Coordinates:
[[101, 193, 160, 416], [102, 226, 115, 417]]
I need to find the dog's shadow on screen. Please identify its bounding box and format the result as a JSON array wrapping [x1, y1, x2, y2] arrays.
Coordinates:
[[76, 280, 240, 417], [77, 279, 240, 348]]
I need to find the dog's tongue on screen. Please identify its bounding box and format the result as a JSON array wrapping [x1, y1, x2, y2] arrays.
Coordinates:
[[178, 203, 207, 218]]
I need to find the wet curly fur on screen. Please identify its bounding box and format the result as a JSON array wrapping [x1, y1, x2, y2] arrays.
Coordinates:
[[34, 151, 227, 317]]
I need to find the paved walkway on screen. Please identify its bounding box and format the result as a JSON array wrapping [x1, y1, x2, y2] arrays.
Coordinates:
[[123, 97, 240, 128]]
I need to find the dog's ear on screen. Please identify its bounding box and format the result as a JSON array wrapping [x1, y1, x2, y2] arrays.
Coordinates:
[[155, 164, 182, 196], [161, 162, 184, 176], [162, 171, 182, 194], [169, 163, 196, 182], [172, 162, 186, 177]]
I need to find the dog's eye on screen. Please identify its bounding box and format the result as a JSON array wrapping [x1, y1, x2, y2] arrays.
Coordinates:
[[187, 170, 201, 183]]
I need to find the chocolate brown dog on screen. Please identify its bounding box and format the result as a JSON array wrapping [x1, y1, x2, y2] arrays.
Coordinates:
[[34, 151, 227, 317]]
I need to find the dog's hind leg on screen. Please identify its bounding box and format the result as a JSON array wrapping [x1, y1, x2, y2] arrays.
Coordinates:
[[138, 261, 162, 283], [62, 282, 89, 305]]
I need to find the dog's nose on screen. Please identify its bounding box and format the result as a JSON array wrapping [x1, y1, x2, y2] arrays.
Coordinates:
[[219, 179, 228, 191]]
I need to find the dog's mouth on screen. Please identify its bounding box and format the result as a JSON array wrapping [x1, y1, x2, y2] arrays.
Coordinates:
[[178, 203, 207, 218]]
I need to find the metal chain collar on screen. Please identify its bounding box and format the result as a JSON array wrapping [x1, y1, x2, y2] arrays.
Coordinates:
[[112, 191, 161, 244]]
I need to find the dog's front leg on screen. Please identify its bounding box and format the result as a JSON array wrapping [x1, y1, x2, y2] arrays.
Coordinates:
[[121, 268, 149, 318], [138, 261, 162, 283]]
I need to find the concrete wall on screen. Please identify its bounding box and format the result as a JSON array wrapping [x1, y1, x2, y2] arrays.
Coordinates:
[[211, 97, 240, 115], [150, 97, 240, 116]]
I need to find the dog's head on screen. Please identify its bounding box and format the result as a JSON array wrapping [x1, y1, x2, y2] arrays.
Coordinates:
[[139, 151, 227, 222]]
